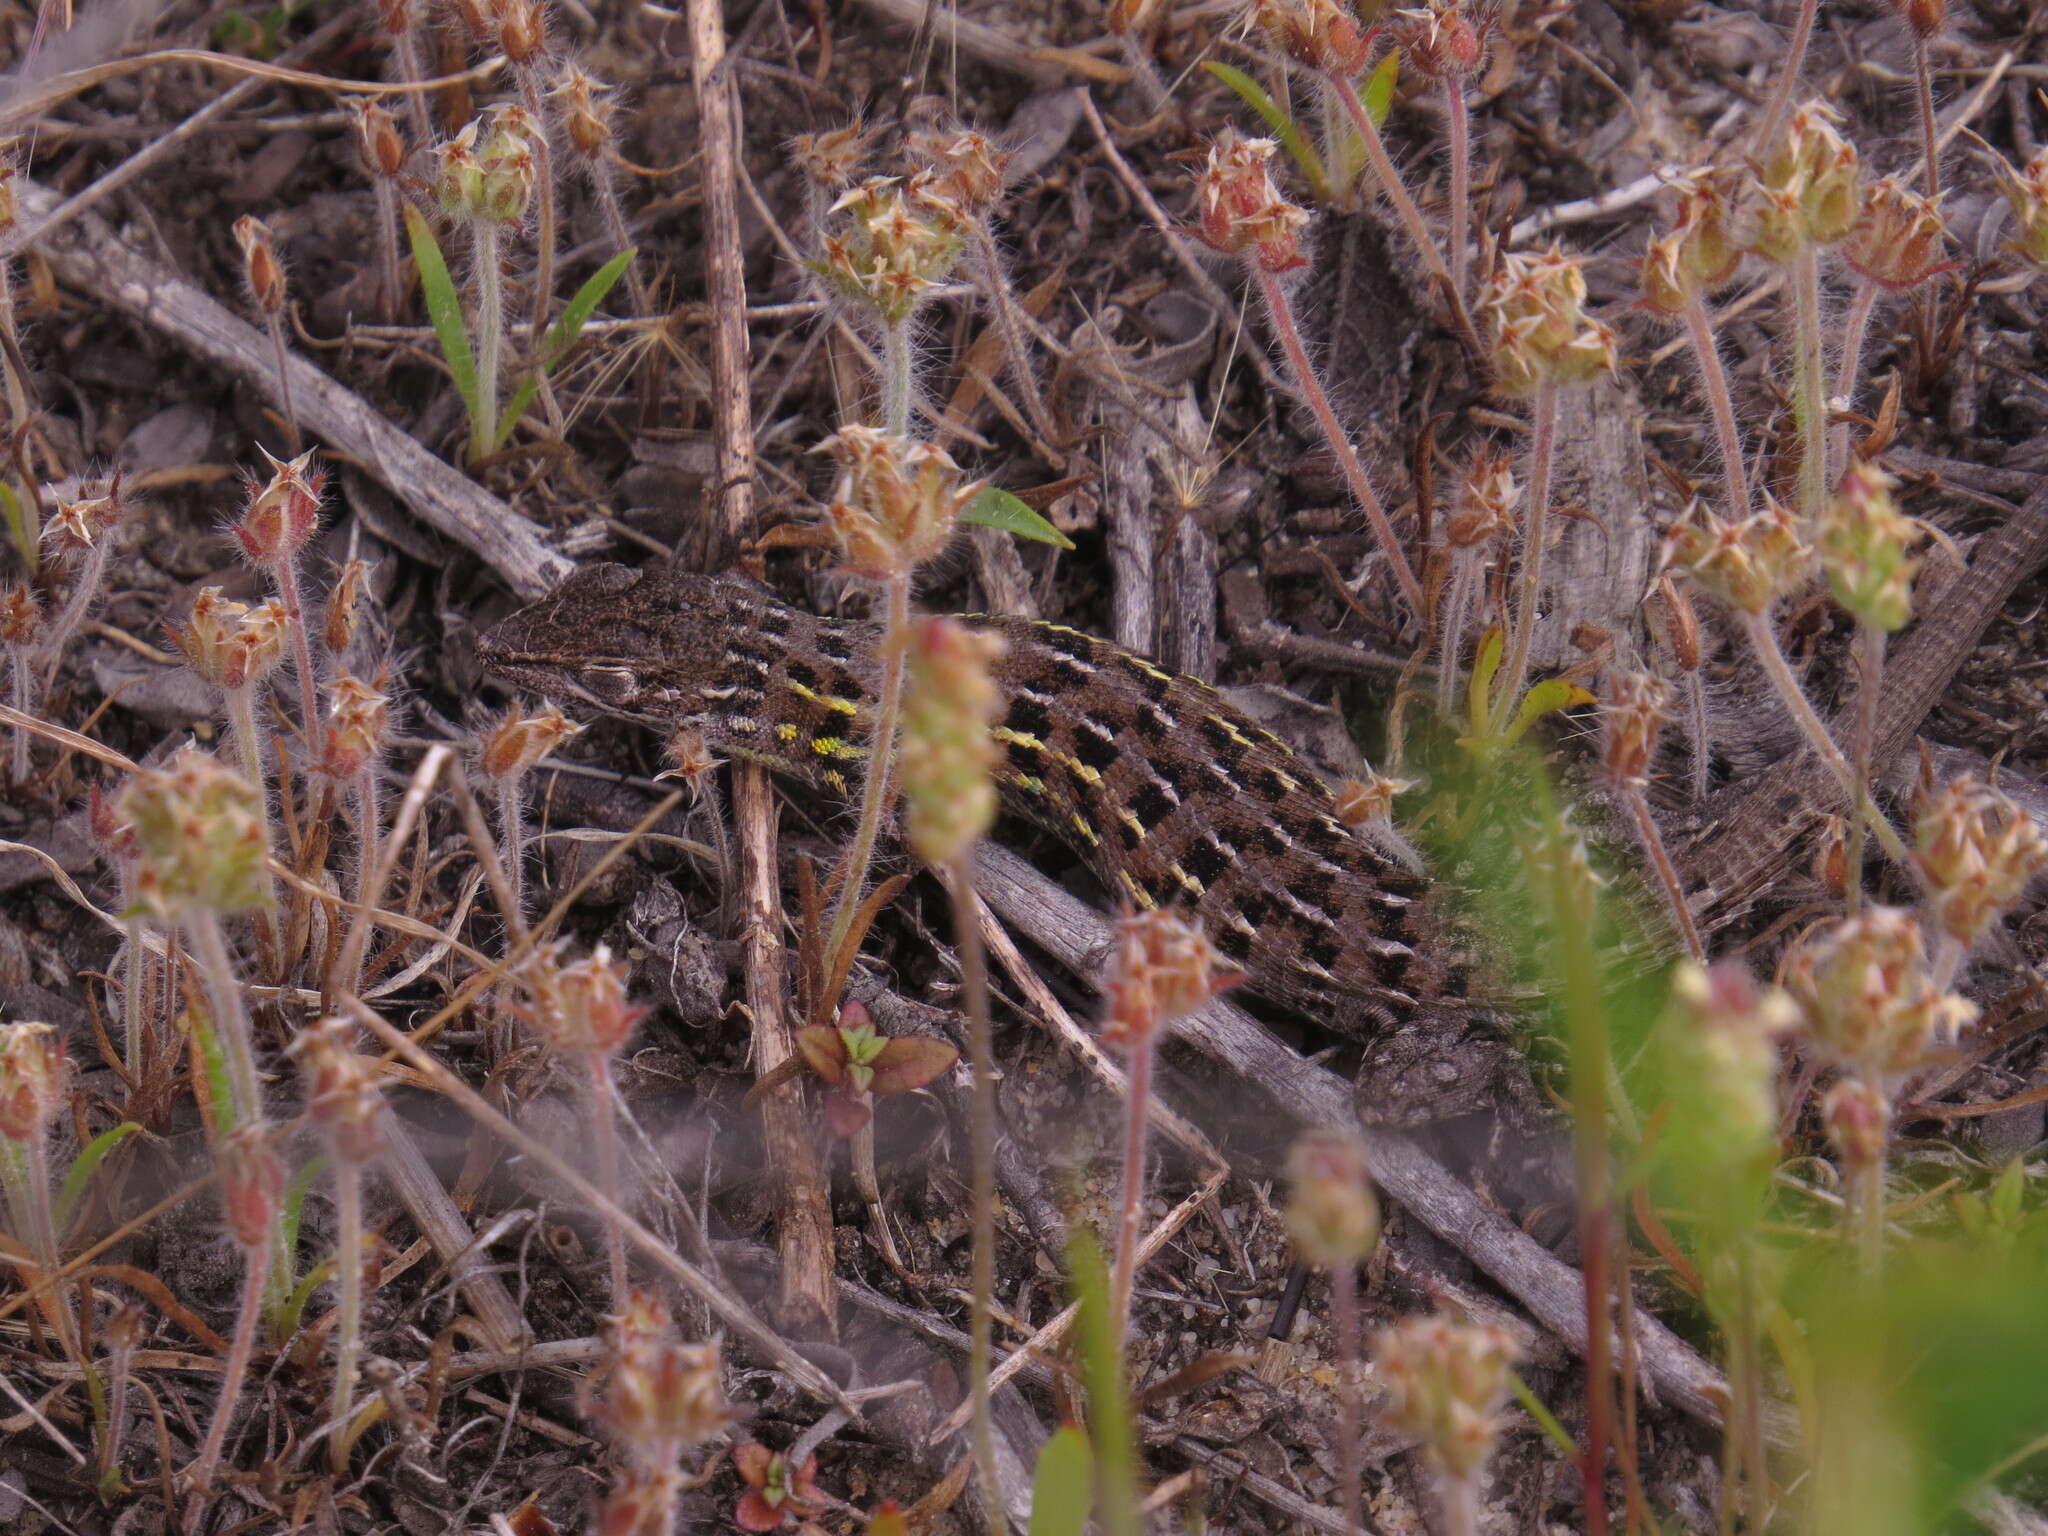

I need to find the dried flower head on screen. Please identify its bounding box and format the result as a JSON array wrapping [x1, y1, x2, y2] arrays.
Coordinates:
[[290, 1016, 386, 1166], [551, 65, 616, 163], [790, 122, 878, 194], [908, 128, 1012, 219], [657, 725, 720, 802], [1888, 0, 1944, 41], [322, 558, 374, 658], [1664, 498, 1813, 615], [1750, 101, 1861, 261], [1394, 0, 1493, 80], [1249, 0, 1378, 77], [816, 426, 979, 580], [216, 1122, 286, 1251], [43, 480, 125, 562], [583, 1290, 730, 1460], [492, 0, 548, 66], [235, 446, 324, 567], [0, 1021, 64, 1144], [1843, 177, 1951, 293], [1102, 908, 1241, 1050], [0, 583, 39, 647], [1911, 771, 2048, 950], [119, 747, 274, 920], [480, 700, 582, 781], [814, 175, 967, 325], [1819, 460, 1924, 632], [1994, 148, 2048, 271], [168, 588, 289, 695], [1372, 1314, 1522, 1480], [435, 108, 539, 226], [1785, 907, 1976, 1080], [1479, 246, 1618, 394], [232, 214, 287, 319], [347, 99, 407, 180], [320, 673, 391, 780], [1442, 448, 1519, 549], [1638, 174, 1744, 314], [1821, 1075, 1890, 1172], [900, 616, 1005, 865], [1188, 131, 1312, 275], [522, 941, 649, 1058], [1334, 770, 1416, 828], [1600, 671, 1670, 787], [1285, 1128, 1380, 1266]]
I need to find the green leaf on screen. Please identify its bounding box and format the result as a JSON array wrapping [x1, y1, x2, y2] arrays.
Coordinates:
[[1202, 62, 1331, 204], [0, 480, 35, 577], [960, 487, 1075, 550], [1068, 1234, 1139, 1536], [1028, 1424, 1095, 1536], [275, 1256, 336, 1342], [1360, 50, 1399, 130], [1502, 678, 1597, 747], [1466, 623, 1504, 737], [495, 247, 638, 450], [54, 1122, 141, 1231], [277, 1151, 327, 1279], [1508, 1369, 1579, 1459], [403, 204, 482, 440]]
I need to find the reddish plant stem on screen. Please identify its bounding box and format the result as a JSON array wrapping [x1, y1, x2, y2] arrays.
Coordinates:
[[1621, 787, 1705, 961], [588, 1054, 629, 1314], [1749, 0, 1819, 157], [822, 572, 910, 977], [1495, 382, 1560, 725], [186, 1227, 270, 1520], [1913, 34, 1940, 200], [1444, 80, 1471, 308], [328, 1161, 363, 1474], [1791, 246, 1829, 524], [1329, 1262, 1367, 1536], [267, 552, 323, 750], [1109, 1020, 1155, 1341], [1830, 279, 1881, 485], [1681, 296, 1752, 518], [1254, 266, 1424, 616]]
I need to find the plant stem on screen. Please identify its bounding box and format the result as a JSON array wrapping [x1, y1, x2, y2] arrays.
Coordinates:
[[1329, 1261, 1367, 1536], [1683, 670, 1711, 801], [327, 1160, 362, 1474], [1791, 245, 1829, 524], [1494, 381, 1560, 726], [948, 857, 1008, 1536], [1109, 1017, 1154, 1342], [1733, 1246, 1770, 1534], [1621, 786, 1705, 961], [1843, 623, 1885, 911], [517, 65, 559, 349], [226, 685, 282, 976], [1442, 1472, 1479, 1536], [40, 540, 112, 693], [263, 312, 300, 454], [1829, 278, 1881, 485], [495, 771, 529, 933], [1852, 1084, 1887, 1272], [187, 1227, 269, 1514], [372, 178, 405, 325], [387, 26, 433, 146], [8, 643, 30, 782], [881, 319, 913, 437], [588, 1053, 629, 1314], [0, 1133, 77, 1355], [1749, 0, 1819, 158], [1681, 296, 1752, 519], [267, 550, 324, 751], [821, 573, 910, 981], [969, 221, 1059, 448], [1436, 556, 1479, 719], [472, 220, 503, 459], [1254, 266, 1425, 615], [342, 761, 381, 1001], [123, 915, 147, 1080], [1912, 34, 1940, 200], [1444, 80, 1471, 308], [1735, 609, 1909, 864], [187, 911, 261, 1129]]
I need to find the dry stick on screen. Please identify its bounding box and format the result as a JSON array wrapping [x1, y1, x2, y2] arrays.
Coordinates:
[[683, 0, 755, 562], [1682, 296, 1752, 518], [346, 998, 858, 1412], [14, 179, 570, 599], [1495, 381, 1559, 724], [731, 763, 840, 1339], [948, 860, 1008, 1536], [1253, 266, 1424, 616]]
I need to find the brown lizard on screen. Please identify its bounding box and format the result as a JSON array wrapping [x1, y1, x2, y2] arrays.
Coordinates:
[[479, 562, 1468, 1032]]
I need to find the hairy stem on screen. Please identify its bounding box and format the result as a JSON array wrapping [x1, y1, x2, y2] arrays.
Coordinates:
[[328, 1161, 362, 1473], [267, 550, 323, 751], [821, 573, 911, 984], [372, 178, 405, 325], [1445, 80, 1471, 308], [8, 643, 30, 782], [1912, 34, 1940, 200], [1682, 296, 1751, 519], [969, 221, 1059, 448], [187, 1228, 270, 1515], [1495, 381, 1560, 726], [1749, 0, 1819, 157], [188, 910, 261, 1129], [40, 540, 112, 693], [949, 858, 1008, 1536], [1830, 279, 1881, 485], [263, 312, 300, 454], [472, 220, 503, 458], [495, 771, 528, 933], [1330, 1261, 1367, 1536], [1684, 669, 1711, 801], [1622, 785, 1705, 961], [588, 1054, 629, 1314], [517, 65, 559, 349], [1109, 1018, 1155, 1342], [1436, 556, 1479, 719], [1844, 623, 1885, 911], [881, 319, 913, 438], [1255, 266, 1424, 615], [1791, 245, 1829, 524], [1442, 1473, 1479, 1536]]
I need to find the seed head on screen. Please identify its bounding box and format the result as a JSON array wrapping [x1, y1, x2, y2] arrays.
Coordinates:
[[1819, 461, 1923, 632], [216, 1122, 286, 1251], [1888, 0, 1944, 40], [1188, 132, 1312, 275], [908, 128, 1012, 219], [480, 700, 581, 782], [1843, 177, 1951, 293], [0, 583, 39, 647], [523, 941, 649, 1058], [1660, 961, 1798, 1162], [491, 0, 548, 66], [1249, 0, 1378, 78], [1750, 101, 1861, 261], [816, 426, 979, 580], [320, 673, 391, 780], [119, 747, 274, 920], [322, 558, 374, 658], [1394, 0, 1493, 80], [1911, 771, 2048, 950], [1638, 175, 1743, 314], [1442, 448, 1519, 549], [1647, 574, 1702, 674], [167, 588, 289, 694], [1784, 907, 1975, 1080], [899, 616, 1004, 865], [551, 66, 617, 163], [1334, 769, 1415, 828], [1600, 671, 1670, 788], [0, 1022, 65, 1144], [583, 1290, 730, 1459], [1480, 246, 1618, 395], [290, 1016, 386, 1166], [1664, 498, 1812, 616], [790, 121, 878, 195], [814, 175, 967, 325], [1821, 1075, 1890, 1172], [43, 480, 125, 562], [657, 725, 720, 803], [1995, 148, 2048, 270], [435, 108, 539, 226], [1372, 1314, 1522, 1480], [232, 214, 287, 320], [347, 99, 407, 181], [235, 446, 324, 567], [1102, 909, 1241, 1051], [1284, 1128, 1380, 1266]]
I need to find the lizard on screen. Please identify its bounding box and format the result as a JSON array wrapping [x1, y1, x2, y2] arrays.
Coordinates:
[[479, 561, 1471, 1035]]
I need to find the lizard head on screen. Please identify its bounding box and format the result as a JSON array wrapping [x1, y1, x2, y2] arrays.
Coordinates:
[[478, 563, 776, 732]]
